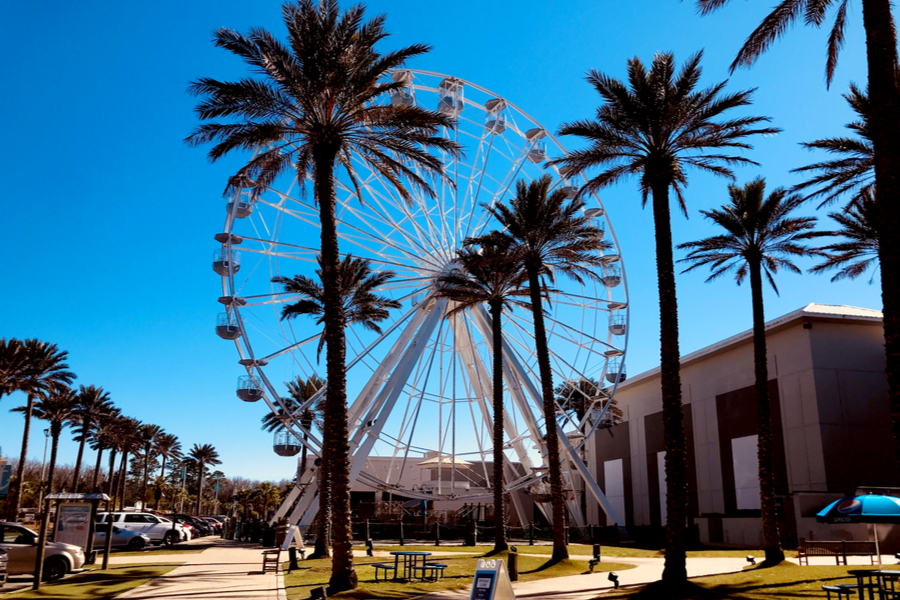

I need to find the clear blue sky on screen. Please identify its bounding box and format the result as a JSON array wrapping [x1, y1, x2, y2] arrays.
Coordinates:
[[1, 1, 882, 482]]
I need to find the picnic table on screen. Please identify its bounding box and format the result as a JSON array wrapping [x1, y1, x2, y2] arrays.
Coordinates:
[[389, 551, 432, 581], [847, 569, 900, 600]]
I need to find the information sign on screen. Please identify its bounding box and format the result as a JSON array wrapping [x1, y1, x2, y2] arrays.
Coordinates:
[[0, 465, 11, 497], [469, 559, 516, 600], [281, 525, 305, 551], [55, 503, 92, 549]]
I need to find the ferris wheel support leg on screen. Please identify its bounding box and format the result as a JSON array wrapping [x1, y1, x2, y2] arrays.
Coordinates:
[[270, 485, 302, 526], [557, 422, 624, 527]]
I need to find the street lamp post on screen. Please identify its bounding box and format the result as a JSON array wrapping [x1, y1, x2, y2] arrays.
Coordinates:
[[37, 429, 50, 509]]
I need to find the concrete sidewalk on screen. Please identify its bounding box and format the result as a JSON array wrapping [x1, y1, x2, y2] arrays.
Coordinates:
[[115, 540, 285, 600], [414, 555, 748, 600]]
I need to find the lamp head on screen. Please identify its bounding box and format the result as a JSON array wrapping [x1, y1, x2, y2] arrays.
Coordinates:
[[746, 555, 756, 565], [608, 572, 619, 589]]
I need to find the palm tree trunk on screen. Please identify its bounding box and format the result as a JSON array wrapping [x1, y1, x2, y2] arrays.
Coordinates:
[[141, 448, 151, 510], [92, 447, 104, 491], [490, 300, 508, 552], [860, 0, 900, 476], [72, 422, 89, 492], [46, 424, 61, 496], [196, 462, 205, 516], [311, 458, 331, 559], [155, 455, 168, 511], [118, 452, 128, 510], [107, 449, 118, 504], [11, 394, 35, 519], [525, 262, 568, 561], [651, 181, 687, 584], [749, 261, 784, 564], [315, 145, 356, 592]]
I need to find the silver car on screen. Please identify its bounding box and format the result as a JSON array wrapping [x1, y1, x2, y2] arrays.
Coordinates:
[[0, 522, 85, 581]]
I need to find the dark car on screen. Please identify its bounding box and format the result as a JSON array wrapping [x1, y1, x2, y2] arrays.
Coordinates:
[[165, 515, 210, 537]]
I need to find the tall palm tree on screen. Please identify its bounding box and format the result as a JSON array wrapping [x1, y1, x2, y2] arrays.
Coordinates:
[[274, 255, 398, 560], [153, 433, 183, 509], [138, 424, 163, 509], [679, 178, 820, 565], [114, 418, 142, 510], [470, 175, 609, 560], [697, 0, 900, 478], [0, 338, 26, 400], [27, 385, 78, 496], [435, 241, 529, 552], [809, 191, 880, 282], [189, 444, 222, 516], [69, 385, 113, 492], [10, 340, 74, 518], [187, 2, 459, 589], [553, 51, 777, 583], [792, 84, 873, 207]]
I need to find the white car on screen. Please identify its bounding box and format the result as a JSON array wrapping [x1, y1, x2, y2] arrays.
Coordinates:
[[0, 522, 85, 581], [95, 513, 187, 546]]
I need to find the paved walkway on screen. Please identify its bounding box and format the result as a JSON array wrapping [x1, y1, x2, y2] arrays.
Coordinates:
[[115, 540, 285, 600]]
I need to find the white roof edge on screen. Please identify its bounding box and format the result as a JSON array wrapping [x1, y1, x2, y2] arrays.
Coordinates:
[[618, 303, 882, 389]]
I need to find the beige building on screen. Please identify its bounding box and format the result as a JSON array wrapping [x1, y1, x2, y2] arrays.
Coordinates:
[[588, 303, 895, 548]]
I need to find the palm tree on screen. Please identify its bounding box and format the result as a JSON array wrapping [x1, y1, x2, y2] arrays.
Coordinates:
[[679, 178, 819, 565], [153, 433, 183, 509], [27, 385, 78, 496], [697, 0, 900, 478], [89, 406, 123, 492], [809, 191, 880, 282], [792, 84, 873, 207], [274, 255, 398, 560], [435, 241, 529, 552], [470, 175, 609, 560], [0, 338, 26, 400], [187, 2, 459, 589], [114, 418, 142, 510], [262, 375, 325, 480], [69, 385, 113, 492], [138, 424, 163, 509], [189, 444, 222, 516], [555, 378, 623, 426], [254, 482, 283, 520], [10, 340, 74, 518], [553, 51, 777, 583]]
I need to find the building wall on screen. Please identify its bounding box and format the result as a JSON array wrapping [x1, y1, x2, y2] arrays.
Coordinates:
[[592, 310, 892, 547]]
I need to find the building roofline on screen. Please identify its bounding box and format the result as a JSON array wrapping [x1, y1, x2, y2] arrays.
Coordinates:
[[617, 303, 882, 389]]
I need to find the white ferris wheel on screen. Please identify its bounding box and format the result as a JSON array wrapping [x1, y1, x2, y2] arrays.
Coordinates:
[[213, 70, 630, 528]]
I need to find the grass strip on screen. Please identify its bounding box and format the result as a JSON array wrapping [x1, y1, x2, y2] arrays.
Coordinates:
[[601, 561, 879, 599], [372, 544, 781, 559], [1, 563, 181, 600], [284, 550, 635, 599]]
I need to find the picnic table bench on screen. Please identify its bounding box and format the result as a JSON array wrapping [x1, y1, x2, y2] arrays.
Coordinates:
[[798, 539, 878, 565], [372, 563, 396, 581], [412, 563, 448, 580]]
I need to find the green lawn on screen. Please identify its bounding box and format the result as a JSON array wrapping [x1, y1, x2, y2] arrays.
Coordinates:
[[284, 550, 635, 599], [601, 562, 880, 599], [0, 563, 181, 600], [372, 544, 780, 559]]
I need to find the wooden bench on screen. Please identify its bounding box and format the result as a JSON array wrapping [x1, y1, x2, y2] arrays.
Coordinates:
[[798, 539, 877, 565], [372, 563, 396, 581], [412, 563, 448, 580], [262, 549, 281, 572]]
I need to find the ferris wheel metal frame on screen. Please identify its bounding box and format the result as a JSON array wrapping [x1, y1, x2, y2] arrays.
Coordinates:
[[212, 69, 631, 529]]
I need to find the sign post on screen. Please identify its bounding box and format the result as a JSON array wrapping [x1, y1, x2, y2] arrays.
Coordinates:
[[469, 559, 516, 600]]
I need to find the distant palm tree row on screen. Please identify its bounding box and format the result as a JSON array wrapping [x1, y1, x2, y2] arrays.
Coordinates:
[[187, 0, 897, 593], [1, 339, 223, 517]]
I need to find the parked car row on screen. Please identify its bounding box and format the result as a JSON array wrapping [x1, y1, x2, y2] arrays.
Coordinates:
[[96, 512, 188, 546]]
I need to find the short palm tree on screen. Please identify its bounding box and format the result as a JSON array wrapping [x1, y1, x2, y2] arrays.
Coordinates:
[[697, 0, 900, 479], [470, 175, 609, 560], [27, 385, 78, 496], [69, 385, 114, 492], [187, 1, 459, 589], [679, 178, 819, 565], [555, 378, 623, 426], [274, 255, 398, 560], [435, 240, 529, 552], [261, 375, 325, 480], [10, 340, 74, 518], [792, 84, 873, 207], [138, 424, 163, 509], [114, 418, 142, 510], [809, 191, 880, 282], [189, 443, 222, 516], [89, 406, 123, 492], [254, 481, 283, 520], [553, 51, 777, 582], [152, 433, 183, 510]]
